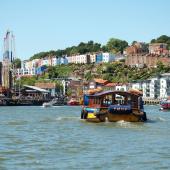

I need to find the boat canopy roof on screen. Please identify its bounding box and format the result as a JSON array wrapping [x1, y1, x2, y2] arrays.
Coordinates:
[[85, 90, 142, 97]]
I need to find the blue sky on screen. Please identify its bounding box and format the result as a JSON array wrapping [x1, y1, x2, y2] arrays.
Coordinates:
[[0, 0, 170, 60]]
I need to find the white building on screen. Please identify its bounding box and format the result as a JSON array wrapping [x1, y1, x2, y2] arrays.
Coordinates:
[[102, 53, 115, 63], [24, 60, 32, 69], [149, 78, 159, 98], [31, 59, 39, 68], [76, 54, 89, 64], [66, 56, 72, 63], [52, 57, 57, 66], [159, 73, 170, 98], [142, 82, 148, 98], [115, 83, 129, 91], [16, 67, 36, 77], [160, 78, 167, 98], [90, 54, 96, 63], [131, 82, 143, 90], [16, 59, 37, 77], [67, 54, 90, 64], [138, 74, 170, 99], [42, 58, 49, 66], [142, 78, 160, 99]]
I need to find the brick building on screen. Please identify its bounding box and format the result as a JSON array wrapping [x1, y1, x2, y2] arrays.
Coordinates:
[[125, 54, 170, 68], [125, 42, 170, 68], [149, 43, 169, 55], [125, 42, 148, 55]]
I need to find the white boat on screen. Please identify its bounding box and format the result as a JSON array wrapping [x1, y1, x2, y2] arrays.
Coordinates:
[[42, 97, 65, 107], [42, 102, 53, 107]]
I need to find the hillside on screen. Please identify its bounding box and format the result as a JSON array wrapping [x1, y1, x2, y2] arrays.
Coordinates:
[[16, 60, 170, 87]]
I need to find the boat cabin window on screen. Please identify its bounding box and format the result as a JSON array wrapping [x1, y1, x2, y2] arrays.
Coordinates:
[[127, 96, 132, 105], [113, 94, 131, 105], [93, 97, 101, 105], [102, 94, 112, 106]]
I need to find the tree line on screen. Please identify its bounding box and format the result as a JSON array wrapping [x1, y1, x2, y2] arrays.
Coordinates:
[[12, 35, 170, 69], [29, 38, 129, 60]]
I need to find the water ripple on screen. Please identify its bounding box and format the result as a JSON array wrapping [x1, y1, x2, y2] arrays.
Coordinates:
[[0, 105, 169, 169]]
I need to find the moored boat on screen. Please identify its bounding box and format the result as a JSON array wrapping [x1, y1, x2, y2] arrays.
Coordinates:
[[42, 101, 53, 107], [160, 99, 170, 110], [42, 97, 65, 107], [81, 90, 147, 123]]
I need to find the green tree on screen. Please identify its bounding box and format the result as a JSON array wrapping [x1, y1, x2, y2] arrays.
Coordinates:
[[85, 71, 93, 81], [156, 61, 165, 73], [12, 58, 21, 68], [106, 38, 128, 54], [101, 45, 108, 52], [48, 66, 58, 79], [151, 39, 156, 43], [156, 35, 170, 43], [150, 35, 170, 49], [131, 41, 137, 45], [15, 76, 37, 86], [70, 47, 78, 55]]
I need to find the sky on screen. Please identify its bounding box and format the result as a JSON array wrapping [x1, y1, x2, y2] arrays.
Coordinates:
[[0, 0, 170, 60]]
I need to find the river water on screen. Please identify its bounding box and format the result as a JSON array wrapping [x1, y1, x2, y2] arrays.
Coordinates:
[[0, 105, 170, 170]]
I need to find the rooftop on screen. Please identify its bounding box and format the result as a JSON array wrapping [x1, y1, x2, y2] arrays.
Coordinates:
[[104, 83, 116, 87], [94, 78, 108, 84]]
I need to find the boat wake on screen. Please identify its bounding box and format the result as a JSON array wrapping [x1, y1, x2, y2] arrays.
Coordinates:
[[102, 120, 144, 129], [147, 117, 166, 123], [41, 105, 64, 108], [154, 117, 166, 122], [55, 116, 80, 121], [115, 120, 134, 128]]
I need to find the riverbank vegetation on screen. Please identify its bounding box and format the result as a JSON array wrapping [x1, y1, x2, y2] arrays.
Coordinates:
[[16, 60, 170, 87]]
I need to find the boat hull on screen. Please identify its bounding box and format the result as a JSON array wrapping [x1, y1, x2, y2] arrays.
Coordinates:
[[81, 109, 147, 123], [160, 107, 170, 110], [107, 112, 146, 122], [160, 99, 170, 110], [160, 104, 170, 110]]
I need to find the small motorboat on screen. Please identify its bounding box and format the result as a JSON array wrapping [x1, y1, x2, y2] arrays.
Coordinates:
[[160, 99, 170, 110], [42, 102, 53, 107], [42, 96, 65, 107]]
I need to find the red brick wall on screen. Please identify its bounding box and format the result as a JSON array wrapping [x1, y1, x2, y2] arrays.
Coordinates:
[[125, 54, 170, 67]]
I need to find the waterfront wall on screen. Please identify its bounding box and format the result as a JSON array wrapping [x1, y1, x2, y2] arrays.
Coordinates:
[[143, 98, 160, 105]]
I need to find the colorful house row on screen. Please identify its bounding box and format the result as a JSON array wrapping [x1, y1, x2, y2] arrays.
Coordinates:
[[66, 53, 115, 64], [21, 56, 68, 69], [16, 52, 116, 77]]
